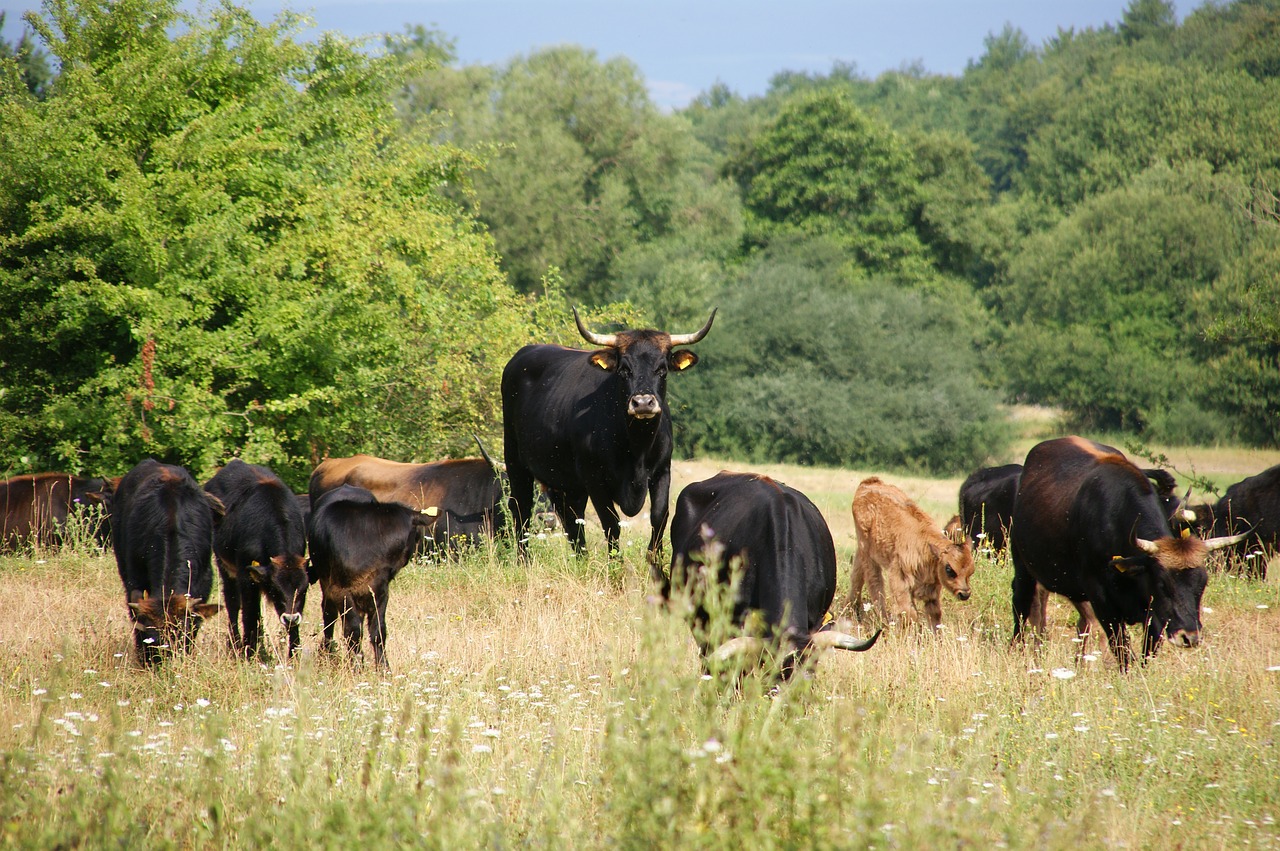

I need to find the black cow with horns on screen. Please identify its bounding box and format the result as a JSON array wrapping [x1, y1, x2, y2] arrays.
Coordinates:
[[1010, 437, 1246, 669], [501, 308, 715, 578], [668, 472, 880, 679]]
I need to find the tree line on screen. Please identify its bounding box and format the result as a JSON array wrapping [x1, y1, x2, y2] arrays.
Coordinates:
[[2, 0, 1277, 486]]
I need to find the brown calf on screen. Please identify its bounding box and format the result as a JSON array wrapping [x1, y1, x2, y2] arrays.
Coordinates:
[[849, 477, 975, 630]]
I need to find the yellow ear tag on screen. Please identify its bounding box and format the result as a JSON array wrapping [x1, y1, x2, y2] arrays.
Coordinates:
[[249, 560, 260, 567], [1181, 528, 1191, 539], [821, 610, 834, 627], [423, 506, 439, 517], [1111, 555, 1128, 573]]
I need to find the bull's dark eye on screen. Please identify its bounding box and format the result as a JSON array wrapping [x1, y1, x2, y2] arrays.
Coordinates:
[[945, 566, 957, 579]]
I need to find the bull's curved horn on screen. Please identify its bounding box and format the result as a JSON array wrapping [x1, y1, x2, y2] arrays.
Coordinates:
[[709, 635, 766, 665], [1135, 537, 1160, 555], [1202, 529, 1251, 551], [669, 308, 718, 347], [809, 628, 882, 653], [573, 307, 618, 348], [472, 433, 506, 472]]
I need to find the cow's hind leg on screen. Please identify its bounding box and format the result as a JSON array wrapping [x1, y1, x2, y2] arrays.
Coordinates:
[[239, 582, 265, 660], [592, 496, 622, 557], [220, 567, 243, 654], [848, 549, 867, 619], [505, 461, 536, 557], [1009, 560, 1039, 646], [320, 593, 341, 655], [368, 584, 391, 671], [551, 492, 590, 552], [343, 600, 365, 665]]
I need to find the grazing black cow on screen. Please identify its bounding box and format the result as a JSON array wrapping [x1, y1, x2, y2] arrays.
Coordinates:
[[958, 464, 1022, 553], [0, 472, 114, 551], [959, 463, 1186, 554], [111, 459, 222, 665], [310, 453, 502, 549], [1191, 464, 1280, 577], [1010, 437, 1243, 669], [204, 460, 310, 659], [502, 308, 715, 575], [307, 484, 431, 669], [668, 472, 880, 679]]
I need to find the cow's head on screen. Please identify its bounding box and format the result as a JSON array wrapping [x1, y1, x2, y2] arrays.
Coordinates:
[[931, 538, 975, 601], [128, 590, 220, 665], [1120, 530, 1246, 648], [575, 308, 715, 421], [247, 555, 309, 631]]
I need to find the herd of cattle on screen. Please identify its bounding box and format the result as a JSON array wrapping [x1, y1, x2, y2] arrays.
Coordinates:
[[1, 311, 1278, 677]]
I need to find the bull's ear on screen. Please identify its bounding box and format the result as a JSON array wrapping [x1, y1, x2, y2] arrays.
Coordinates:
[[193, 603, 221, 619], [247, 560, 269, 581], [589, 350, 616, 371], [669, 350, 699, 371], [1110, 554, 1148, 574], [205, 492, 227, 518]]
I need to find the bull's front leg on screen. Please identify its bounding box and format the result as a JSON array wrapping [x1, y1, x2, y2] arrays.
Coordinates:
[[646, 470, 671, 586], [219, 565, 243, 654], [239, 582, 264, 660]]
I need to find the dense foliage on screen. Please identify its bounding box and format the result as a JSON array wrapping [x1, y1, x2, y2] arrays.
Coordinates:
[[0, 0, 563, 485], [2, 0, 1277, 481]]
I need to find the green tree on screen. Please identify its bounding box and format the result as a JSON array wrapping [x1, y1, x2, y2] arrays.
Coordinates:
[[728, 89, 931, 281], [1018, 60, 1280, 207], [675, 237, 1008, 473], [0, 0, 540, 484], [992, 163, 1279, 442], [1119, 0, 1177, 44], [0, 11, 54, 99], [396, 44, 729, 306]]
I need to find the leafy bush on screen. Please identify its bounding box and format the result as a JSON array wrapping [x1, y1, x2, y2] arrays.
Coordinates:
[[0, 0, 546, 486], [673, 240, 1009, 474]]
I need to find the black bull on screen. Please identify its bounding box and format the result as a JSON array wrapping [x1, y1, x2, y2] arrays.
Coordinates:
[[668, 472, 879, 678], [501, 309, 715, 579], [1010, 437, 1243, 668]]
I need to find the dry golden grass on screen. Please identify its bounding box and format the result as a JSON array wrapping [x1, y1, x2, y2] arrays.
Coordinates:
[[2, 443, 1279, 847]]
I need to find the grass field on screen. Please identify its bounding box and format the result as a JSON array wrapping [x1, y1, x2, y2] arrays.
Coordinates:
[[2, 441, 1279, 848]]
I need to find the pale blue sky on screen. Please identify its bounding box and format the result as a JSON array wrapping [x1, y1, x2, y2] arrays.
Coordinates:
[[4, 0, 1166, 109]]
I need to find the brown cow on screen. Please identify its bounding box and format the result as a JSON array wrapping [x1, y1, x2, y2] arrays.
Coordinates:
[[849, 477, 975, 630], [309, 453, 502, 548], [0, 472, 114, 551]]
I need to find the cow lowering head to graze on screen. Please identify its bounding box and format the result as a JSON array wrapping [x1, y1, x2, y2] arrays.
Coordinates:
[[309, 453, 502, 553], [668, 472, 879, 680], [958, 464, 1022, 553], [0, 472, 115, 552], [204, 460, 310, 660], [307, 484, 431, 670], [849, 477, 975, 631], [111, 459, 222, 666], [1191, 463, 1280, 578], [502, 308, 715, 577], [1009, 437, 1246, 669]]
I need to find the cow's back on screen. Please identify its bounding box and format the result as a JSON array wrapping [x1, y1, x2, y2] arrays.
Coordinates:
[[1012, 436, 1160, 596], [207, 460, 306, 563], [0, 473, 111, 549], [113, 460, 217, 600], [308, 486, 420, 587], [671, 472, 835, 636], [311, 455, 498, 517], [502, 344, 621, 488], [852, 477, 938, 572], [959, 464, 1021, 550]]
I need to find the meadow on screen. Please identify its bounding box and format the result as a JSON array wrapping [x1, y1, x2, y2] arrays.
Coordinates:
[[2, 445, 1279, 848]]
